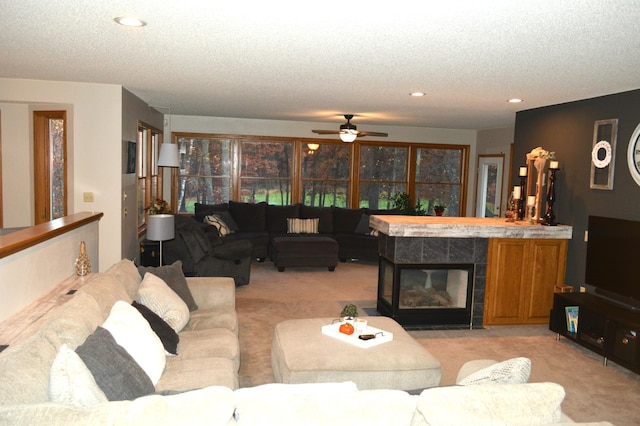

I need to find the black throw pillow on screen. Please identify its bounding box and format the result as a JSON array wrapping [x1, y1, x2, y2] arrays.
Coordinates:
[[76, 327, 155, 401], [131, 301, 180, 355]]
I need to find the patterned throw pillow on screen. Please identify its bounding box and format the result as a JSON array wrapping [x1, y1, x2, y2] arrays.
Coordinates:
[[204, 214, 235, 236], [457, 357, 531, 385], [287, 218, 319, 234]]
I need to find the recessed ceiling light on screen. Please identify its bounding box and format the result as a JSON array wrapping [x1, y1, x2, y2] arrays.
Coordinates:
[[410, 92, 426, 97], [508, 98, 523, 103], [114, 17, 147, 27]]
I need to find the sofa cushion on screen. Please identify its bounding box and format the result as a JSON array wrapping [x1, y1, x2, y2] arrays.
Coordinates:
[[287, 217, 319, 234], [354, 213, 371, 234], [457, 357, 531, 386], [156, 356, 239, 391], [76, 273, 132, 319], [411, 382, 565, 426], [0, 386, 237, 425], [0, 332, 59, 405], [194, 202, 229, 222], [137, 273, 190, 333], [266, 203, 301, 233], [132, 301, 179, 356], [102, 301, 166, 385], [138, 261, 198, 312], [75, 327, 155, 401], [105, 259, 142, 300], [49, 344, 108, 407], [229, 201, 267, 232], [177, 328, 240, 371], [300, 205, 334, 233], [234, 386, 417, 426], [333, 207, 366, 233]]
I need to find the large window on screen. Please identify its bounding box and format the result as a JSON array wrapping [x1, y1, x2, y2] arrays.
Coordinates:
[[175, 135, 232, 212], [302, 142, 351, 207], [239, 140, 293, 205], [171, 133, 468, 215], [358, 144, 408, 210], [414, 146, 466, 216]]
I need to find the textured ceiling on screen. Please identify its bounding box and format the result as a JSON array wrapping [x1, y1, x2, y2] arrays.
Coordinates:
[[2, 1, 640, 130]]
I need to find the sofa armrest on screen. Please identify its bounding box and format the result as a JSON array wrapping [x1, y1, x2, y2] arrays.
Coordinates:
[[0, 386, 236, 425], [186, 277, 235, 310]]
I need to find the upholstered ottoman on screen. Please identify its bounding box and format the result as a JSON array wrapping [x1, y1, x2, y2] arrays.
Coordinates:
[[271, 236, 339, 272], [271, 316, 442, 390]]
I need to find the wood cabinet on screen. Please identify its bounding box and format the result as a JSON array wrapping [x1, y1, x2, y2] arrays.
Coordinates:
[[484, 238, 568, 325]]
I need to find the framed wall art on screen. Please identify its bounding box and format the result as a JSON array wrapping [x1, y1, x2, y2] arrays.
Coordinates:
[[590, 119, 617, 190]]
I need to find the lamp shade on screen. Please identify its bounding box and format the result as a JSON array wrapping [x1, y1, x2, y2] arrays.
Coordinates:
[[146, 214, 175, 241], [339, 131, 358, 143], [157, 143, 180, 167]]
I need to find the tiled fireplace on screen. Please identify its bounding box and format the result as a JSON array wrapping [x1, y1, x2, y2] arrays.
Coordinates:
[[376, 234, 488, 328]]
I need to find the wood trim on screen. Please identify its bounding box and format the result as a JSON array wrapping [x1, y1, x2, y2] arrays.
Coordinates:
[[0, 212, 103, 259]]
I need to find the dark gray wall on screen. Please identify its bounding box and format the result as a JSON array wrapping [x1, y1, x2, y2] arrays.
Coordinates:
[[513, 89, 640, 289]]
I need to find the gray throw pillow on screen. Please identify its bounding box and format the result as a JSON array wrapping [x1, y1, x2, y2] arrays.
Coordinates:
[[138, 260, 198, 311], [75, 327, 155, 401]]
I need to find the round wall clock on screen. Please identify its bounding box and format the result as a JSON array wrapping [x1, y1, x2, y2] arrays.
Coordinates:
[[628, 122, 640, 186], [592, 140, 612, 168]]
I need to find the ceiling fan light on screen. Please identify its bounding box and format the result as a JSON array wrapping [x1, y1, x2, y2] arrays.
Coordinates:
[[307, 143, 320, 151], [339, 131, 358, 143]]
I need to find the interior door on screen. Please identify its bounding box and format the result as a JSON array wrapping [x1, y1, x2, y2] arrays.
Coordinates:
[[475, 155, 504, 218]]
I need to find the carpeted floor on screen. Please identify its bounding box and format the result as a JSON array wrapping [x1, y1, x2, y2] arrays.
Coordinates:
[[235, 260, 640, 425]]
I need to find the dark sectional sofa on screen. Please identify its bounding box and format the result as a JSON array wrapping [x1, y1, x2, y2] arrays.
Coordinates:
[[194, 201, 400, 263]]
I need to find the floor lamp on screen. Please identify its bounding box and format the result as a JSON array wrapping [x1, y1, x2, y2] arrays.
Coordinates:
[[146, 214, 174, 266]]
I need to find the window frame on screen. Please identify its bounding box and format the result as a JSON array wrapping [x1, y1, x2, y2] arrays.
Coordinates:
[[169, 132, 468, 215], [137, 121, 163, 235]]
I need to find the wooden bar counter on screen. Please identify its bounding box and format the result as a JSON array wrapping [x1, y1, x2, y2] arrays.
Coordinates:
[[370, 216, 573, 326]]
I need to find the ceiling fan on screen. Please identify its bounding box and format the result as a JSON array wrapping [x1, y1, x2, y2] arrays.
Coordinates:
[[312, 114, 388, 142]]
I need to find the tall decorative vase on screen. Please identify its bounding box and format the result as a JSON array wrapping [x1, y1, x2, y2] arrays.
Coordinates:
[[75, 241, 91, 276]]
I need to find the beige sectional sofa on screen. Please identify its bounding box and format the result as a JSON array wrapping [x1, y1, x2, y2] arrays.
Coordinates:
[[0, 259, 613, 425]]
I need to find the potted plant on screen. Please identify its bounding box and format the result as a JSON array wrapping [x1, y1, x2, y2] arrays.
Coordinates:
[[434, 204, 446, 216], [390, 192, 427, 216]]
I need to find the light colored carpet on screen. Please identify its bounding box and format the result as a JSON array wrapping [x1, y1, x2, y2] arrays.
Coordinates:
[[235, 260, 640, 425]]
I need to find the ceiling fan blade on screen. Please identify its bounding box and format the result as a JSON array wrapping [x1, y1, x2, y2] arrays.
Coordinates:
[[357, 131, 388, 137], [312, 130, 341, 135]]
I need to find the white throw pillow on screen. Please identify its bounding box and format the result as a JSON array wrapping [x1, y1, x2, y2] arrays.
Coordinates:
[[137, 272, 190, 333], [49, 344, 108, 407], [287, 217, 319, 234], [457, 357, 531, 385], [415, 382, 564, 425], [102, 300, 167, 385]]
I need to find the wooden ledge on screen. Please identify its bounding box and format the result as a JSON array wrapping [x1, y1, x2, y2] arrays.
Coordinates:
[[0, 212, 103, 260]]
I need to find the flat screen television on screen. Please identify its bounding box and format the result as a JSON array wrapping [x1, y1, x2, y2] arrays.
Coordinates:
[[585, 215, 640, 308]]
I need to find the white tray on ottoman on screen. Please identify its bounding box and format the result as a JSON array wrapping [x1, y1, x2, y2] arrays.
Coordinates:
[[321, 322, 393, 348], [271, 316, 441, 391]]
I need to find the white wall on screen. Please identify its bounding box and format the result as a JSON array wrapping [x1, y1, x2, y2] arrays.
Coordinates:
[[0, 78, 123, 270], [0, 103, 31, 227], [170, 115, 480, 216], [0, 219, 99, 323]]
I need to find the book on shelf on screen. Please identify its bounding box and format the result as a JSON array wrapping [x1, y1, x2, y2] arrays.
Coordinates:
[[565, 306, 579, 333]]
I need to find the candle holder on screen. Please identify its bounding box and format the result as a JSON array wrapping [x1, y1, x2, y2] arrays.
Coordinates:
[[517, 175, 526, 220], [544, 166, 558, 226]]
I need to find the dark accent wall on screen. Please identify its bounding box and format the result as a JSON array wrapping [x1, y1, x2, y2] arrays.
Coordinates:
[[513, 89, 640, 289]]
